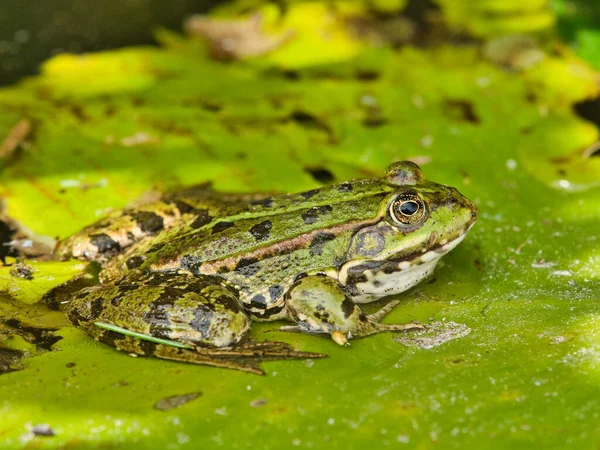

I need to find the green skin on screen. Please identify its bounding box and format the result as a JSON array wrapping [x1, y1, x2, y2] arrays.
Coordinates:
[[57, 162, 477, 373]]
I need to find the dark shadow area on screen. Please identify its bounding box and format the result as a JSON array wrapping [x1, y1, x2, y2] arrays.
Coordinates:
[[574, 97, 600, 128], [0, 0, 220, 86]]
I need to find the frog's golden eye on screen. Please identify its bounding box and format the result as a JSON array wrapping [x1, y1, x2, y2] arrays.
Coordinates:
[[390, 194, 426, 226]]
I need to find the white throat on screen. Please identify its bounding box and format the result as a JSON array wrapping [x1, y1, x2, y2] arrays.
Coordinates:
[[340, 233, 467, 304]]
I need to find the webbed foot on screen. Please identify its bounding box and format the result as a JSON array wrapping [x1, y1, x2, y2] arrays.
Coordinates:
[[91, 329, 325, 375]]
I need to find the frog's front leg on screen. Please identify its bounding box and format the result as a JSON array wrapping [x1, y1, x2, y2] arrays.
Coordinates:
[[283, 275, 423, 345], [65, 271, 324, 374]]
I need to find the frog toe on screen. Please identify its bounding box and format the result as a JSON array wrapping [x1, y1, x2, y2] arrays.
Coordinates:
[[278, 325, 301, 333]]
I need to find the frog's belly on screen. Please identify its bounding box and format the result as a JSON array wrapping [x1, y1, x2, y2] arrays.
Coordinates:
[[349, 257, 441, 304]]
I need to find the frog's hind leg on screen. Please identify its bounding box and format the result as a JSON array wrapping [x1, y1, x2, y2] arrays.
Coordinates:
[[65, 271, 324, 374], [88, 332, 321, 375], [284, 275, 424, 345]]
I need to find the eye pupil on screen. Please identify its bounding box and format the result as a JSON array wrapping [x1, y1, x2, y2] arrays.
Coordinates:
[[400, 201, 419, 216], [390, 194, 426, 226]]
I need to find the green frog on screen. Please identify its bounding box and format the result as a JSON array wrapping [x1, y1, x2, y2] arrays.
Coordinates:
[[54, 161, 477, 374]]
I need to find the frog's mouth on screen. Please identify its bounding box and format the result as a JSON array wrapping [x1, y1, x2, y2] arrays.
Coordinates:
[[339, 223, 474, 302], [388, 230, 470, 266], [340, 232, 470, 303], [384, 219, 476, 270]]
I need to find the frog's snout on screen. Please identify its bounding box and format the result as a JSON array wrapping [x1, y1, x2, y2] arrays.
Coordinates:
[[445, 186, 478, 228]]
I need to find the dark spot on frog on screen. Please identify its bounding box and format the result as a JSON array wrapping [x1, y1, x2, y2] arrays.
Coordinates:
[[189, 210, 213, 229], [188, 303, 214, 341], [217, 265, 230, 274], [269, 284, 284, 301], [235, 257, 261, 276], [382, 262, 399, 275], [97, 329, 128, 349], [249, 220, 272, 242], [309, 232, 336, 256], [131, 211, 164, 233], [299, 188, 320, 199], [90, 233, 120, 254], [172, 200, 195, 215], [252, 303, 285, 319], [250, 197, 274, 208], [313, 310, 330, 322], [66, 362, 76, 368], [117, 283, 139, 294], [110, 296, 123, 307], [144, 288, 187, 339], [338, 182, 352, 192], [137, 338, 158, 356], [348, 272, 368, 285], [345, 263, 373, 284], [305, 167, 334, 184], [443, 99, 480, 124], [301, 205, 333, 225], [65, 307, 86, 327], [147, 318, 175, 341], [294, 272, 308, 283], [249, 294, 267, 310], [212, 221, 235, 234], [214, 294, 242, 313], [89, 297, 105, 320], [180, 255, 203, 275], [126, 255, 145, 270]]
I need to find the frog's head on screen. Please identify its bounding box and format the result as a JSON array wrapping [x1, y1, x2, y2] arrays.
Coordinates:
[[339, 161, 477, 302]]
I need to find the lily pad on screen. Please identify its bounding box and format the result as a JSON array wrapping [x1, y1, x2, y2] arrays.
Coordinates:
[[1, 1, 600, 448]]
